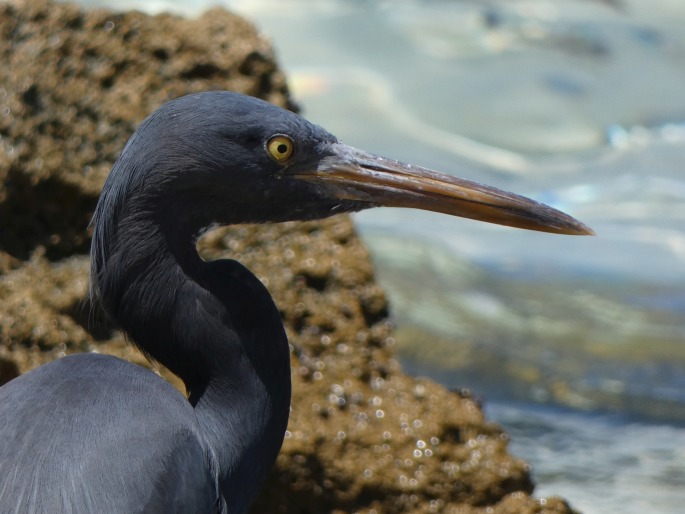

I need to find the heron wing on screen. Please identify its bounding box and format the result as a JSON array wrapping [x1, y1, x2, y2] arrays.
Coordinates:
[[0, 353, 220, 513]]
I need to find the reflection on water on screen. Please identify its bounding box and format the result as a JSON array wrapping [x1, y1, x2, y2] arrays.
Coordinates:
[[76, 0, 685, 512]]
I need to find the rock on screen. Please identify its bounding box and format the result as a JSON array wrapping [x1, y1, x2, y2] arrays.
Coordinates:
[[0, 1, 576, 513]]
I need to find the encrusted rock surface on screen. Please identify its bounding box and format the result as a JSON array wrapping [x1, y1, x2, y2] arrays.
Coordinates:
[[0, 1, 576, 512]]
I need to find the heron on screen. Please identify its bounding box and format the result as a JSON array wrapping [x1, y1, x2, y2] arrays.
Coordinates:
[[0, 91, 592, 513]]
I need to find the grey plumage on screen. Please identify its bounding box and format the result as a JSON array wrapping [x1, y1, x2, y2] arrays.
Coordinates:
[[0, 91, 591, 513]]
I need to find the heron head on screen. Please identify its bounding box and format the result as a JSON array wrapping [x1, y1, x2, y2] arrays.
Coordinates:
[[96, 91, 593, 251]]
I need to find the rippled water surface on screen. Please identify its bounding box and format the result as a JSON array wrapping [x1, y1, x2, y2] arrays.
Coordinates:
[[78, 0, 685, 511]]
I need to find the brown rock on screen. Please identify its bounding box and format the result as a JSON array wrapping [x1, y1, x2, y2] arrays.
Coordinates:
[[0, 1, 577, 512]]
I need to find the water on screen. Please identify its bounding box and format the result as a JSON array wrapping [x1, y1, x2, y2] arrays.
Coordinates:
[[77, 0, 685, 511], [489, 402, 685, 514]]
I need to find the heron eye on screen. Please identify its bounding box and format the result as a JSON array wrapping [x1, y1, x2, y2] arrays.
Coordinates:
[[266, 135, 295, 162]]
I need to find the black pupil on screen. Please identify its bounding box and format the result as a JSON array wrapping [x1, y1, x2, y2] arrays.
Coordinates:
[[277, 143, 288, 155]]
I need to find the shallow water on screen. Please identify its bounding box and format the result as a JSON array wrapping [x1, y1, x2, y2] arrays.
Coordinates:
[[489, 402, 685, 514], [77, 0, 685, 511]]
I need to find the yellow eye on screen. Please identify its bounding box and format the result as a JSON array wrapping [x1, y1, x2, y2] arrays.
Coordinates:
[[266, 135, 295, 162]]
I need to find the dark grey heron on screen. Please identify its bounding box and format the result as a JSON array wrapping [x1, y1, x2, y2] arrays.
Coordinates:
[[0, 92, 592, 513]]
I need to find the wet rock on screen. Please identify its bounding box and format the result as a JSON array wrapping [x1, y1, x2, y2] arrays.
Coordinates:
[[0, 1, 576, 512]]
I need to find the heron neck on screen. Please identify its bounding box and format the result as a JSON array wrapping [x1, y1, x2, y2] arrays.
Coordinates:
[[188, 256, 291, 512], [104, 221, 291, 510]]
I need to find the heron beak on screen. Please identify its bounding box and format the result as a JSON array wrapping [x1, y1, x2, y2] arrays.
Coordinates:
[[294, 143, 594, 236]]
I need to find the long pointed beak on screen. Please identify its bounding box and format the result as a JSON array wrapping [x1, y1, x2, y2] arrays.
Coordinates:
[[295, 143, 594, 235]]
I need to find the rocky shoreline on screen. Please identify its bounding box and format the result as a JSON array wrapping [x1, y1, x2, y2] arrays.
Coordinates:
[[0, 1, 577, 512]]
